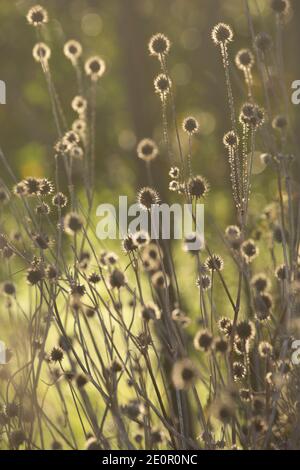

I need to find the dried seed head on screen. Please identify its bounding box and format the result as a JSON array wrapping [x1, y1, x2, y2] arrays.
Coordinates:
[[241, 239, 259, 263], [26, 266, 44, 285], [64, 212, 83, 235], [109, 269, 126, 289], [2, 281, 16, 296], [132, 230, 150, 247], [33, 42, 51, 63], [27, 5, 48, 26], [137, 186, 160, 211], [205, 254, 224, 271], [260, 152, 272, 165], [50, 347, 64, 363], [236, 320, 256, 341], [275, 264, 288, 281], [76, 374, 88, 388], [188, 175, 209, 198], [85, 56, 106, 81], [196, 274, 211, 290], [52, 192, 68, 208], [169, 166, 180, 179], [154, 74, 171, 98], [122, 235, 138, 254], [271, 0, 290, 15], [212, 23, 234, 45], [151, 270, 170, 289], [194, 329, 213, 352], [10, 429, 26, 448], [72, 119, 87, 136], [233, 362, 247, 381], [64, 40, 82, 63], [88, 272, 101, 284], [148, 33, 171, 56], [223, 130, 239, 149], [39, 178, 54, 195], [46, 265, 59, 281], [72, 95, 88, 114], [141, 302, 161, 321], [169, 180, 180, 192], [172, 358, 199, 390], [258, 341, 273, 358], [137, 138, 158, 162], [235, 49, 254, 70], [251, 273, 270, 292], [254, 32, 272, 53], [225, 225, 241, 239], [272, 114, 288, 130], [218, 317, 233, 337], [182, 116, 199, 135]]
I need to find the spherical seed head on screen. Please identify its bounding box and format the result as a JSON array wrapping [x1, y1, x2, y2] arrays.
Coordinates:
[[272, 114, 288, 130], [52, 192, 68, 208], [50, 347, 64, 363], [76, 374, 88, 388], [33, 42, 51, 63], [172, 358, 198, 390], [64, 212, 83, 235], [214, 337, 228, 354], [212, 23, 234, 45], [72, 95, 88, 114], [169, 180, 180, 192], [182, 116, 199, 135], [88, 272, 101, 284], [27, 5, 48, 26], [154, 74, 171, 97], [254, 32, 272, 53], [85, 56, 106, 81], [141, 302, 161, 321], [188, 175, 209, 198], [260, 152, 272, 165], [236, 320, 256, 341], [72, 119, 87, 136], [251, 273, 270, 292], [240, 388, 252, 402], [151, 270, 170, 289], [64, 40, 82, 62], [225, 225, 241, 239], [218, 317, 233, 336], [235, 48, 255, 70], [137, 186, 160, 211], [132, 230, 150, 247], [271, 0, 290, 14], [26, 267, 44, 285], [241, 239, 259, 263], [233, 362, 246, 381], [169, 166, 180, 179], [196, 274, 211, 290], [275, 264, 288, 281], [205, 254, 224, 271], [223, 131, 239, 149], [39, 178, 54, 196], [23, 177, 41, 195], [194, 329, 213, 352], [63, 130, 80, 147], [46, 264, 59, 281], [258, 341, 273, 358], [122, 235, 137, 253], [148, 33, 171, 56], [137, 138, 158, 162], [3, 281, 16, 296], [109, 269, 126, 289]]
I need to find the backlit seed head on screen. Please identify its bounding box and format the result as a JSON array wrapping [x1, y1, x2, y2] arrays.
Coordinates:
[[223, 131, 239, 149], [241, 239, 259, 263], [64, 40, 82, 62], [63, 130, 80, 147], [33, 42, 51, 63], [258, 341, 273, 358], [24, 177, 41, 195], [72, 119, 87, 136], [148, 33, 171, 57], [218, 317, 233, 337], [2, 281, 16, 296], [240, 388, 253, 402], [52, 192, 68, 208], [271, 0, 290, 14], [39, 178, 54, 196], [71, 96, 88, 114], [151, 270, 170, 289], [254, 32, 272, 53], [64, 212, 83, 235], [187, 175, 209, 198], [122, 235, 137, 254], [272, 114, 288, 130], [132, 230, 150, 247], [26, 266, 44, 285], [225, 225, 241, 240], [88, 272, 101, 284], [205, 254, 224, 271], [172, 358, 199, 390], [251, 273, 270, 292], [182, 116, 199, 135], [141, 302, 161, 321], [260, 152, 272, 165], [194, 329, 213, 352], [109, 269, 126, 289], [154, 74, 171, 98], [196, 274, 211, 290], [169, 180, 180, 192], [27, 5, 48, 26], [275, 264, 288, 281], [137, 187, 160, 211], [137, 138, 158, 162], [236, 320, 256, 341], [50, 347, 64, 363], [235, 49, 254, 70], [169, 166, 180, 179], [46, 265, 59, 281], [233, 362, 247, 381], [85, 56, 106, 81], [70, 145, 84, 159], [211, 23, 234, 45]]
